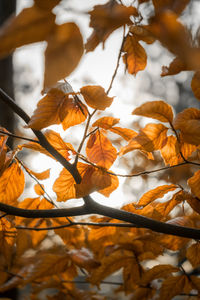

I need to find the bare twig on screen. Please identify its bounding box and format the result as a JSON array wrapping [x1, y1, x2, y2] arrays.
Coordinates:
[[0, 129, 39, 143]]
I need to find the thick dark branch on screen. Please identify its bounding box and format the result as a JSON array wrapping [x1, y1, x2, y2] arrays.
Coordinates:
[[0, 88, 81, 183]]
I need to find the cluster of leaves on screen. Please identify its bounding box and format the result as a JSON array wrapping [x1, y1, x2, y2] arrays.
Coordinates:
[[0, 0, 200, 299]]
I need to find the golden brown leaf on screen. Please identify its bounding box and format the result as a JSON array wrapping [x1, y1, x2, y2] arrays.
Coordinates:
[[86, 130, 117, 169], [92, 116, 120, 129], [0, 162, 25, 205], [92, 169, 119, 197], [191, 71, 200, 101], [152, 0, 190, 15], [131, 287, 156, 300], [34, 0, 60, 10], [186, 243, 200, 267], [0, 218, 17, 264], [140, 264, 179, 286], [80, 85, 114, 110], [187, 194, 200, 214], [132, 101, 174, 123], [120, 123, 168, 155], [188, 170, 200, 198], [68, 248, 100, 271], [173, 108, 200, 145], [129, 25, 156, 44], [123, 34, 147, 75], [110, 126, 137, 141], [26, 168, 50, 180], [159, 275, 192, 300], [138, 184, 178, 206], [160, 135, 180, 166], [21, 130, 74, 161], [34, 184, 45, 196], [44, 22, 83, 89], [161, 57, 186, 76], [85, 1, 138, 52], [0, 5, 55, 58]]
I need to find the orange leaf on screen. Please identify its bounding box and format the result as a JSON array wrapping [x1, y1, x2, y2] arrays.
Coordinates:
[[173, 108, 200, 145], [21, 130, 74, 161], [44, 22, 83, 89], [27, 168, 50, 180], [138, 184, 178, 206], [0, 5, 55, 58], [159, 275, 192, 300], [91, 169, 119, 197], [160, 135, 180, 166], [191, 71, 200, 101], [85, 1, 137, 52], [92, 117, 120, 129], [68, 248, 100, 270], [0, 162, 25, 205], [186, 243, 200, 267], [152, 0, 190, 15], [120, 123, 168, 155], [161, 57, 186, 77], [123, 34, 147, 75], [188, 170, 200, 199], [34, 0, 60, 10], [187, 194, 200, 214], [132, 101, 174, 123], [0, 218, 17, 264], [129, 25, 156, 44], [80, 85, 114, 110], [110, 126, 137, 141], [86, 130, 117, 169], [34, 184, 45, 196], [53, 162, 95, 201], [18, 197, 53, 211]]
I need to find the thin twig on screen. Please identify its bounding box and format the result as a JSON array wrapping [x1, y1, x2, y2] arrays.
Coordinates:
[[16, 221, 137, 231], [62, 279, 123, 286], [0, 129, 39, 143], [106, 27, 126, 95]]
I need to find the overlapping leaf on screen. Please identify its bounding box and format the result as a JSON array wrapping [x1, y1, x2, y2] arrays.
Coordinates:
[[191, 71, 200, 101], [188, 170, 200, 199], [86, 130, 117, 169], [92, 116, 120, 129], [161, 57, 186, 77], [132, 101, 174, 123], [173, 108, 200, 145], [123, 34, 147, 75], [152, 0, 190, 15], [85, 1, 138, 52], [80, 85, 114, 110], [120, 123, 168, 155], [0, 162, 25, 205], [44, 22, 84, 89], [0, 4, 55, 58]]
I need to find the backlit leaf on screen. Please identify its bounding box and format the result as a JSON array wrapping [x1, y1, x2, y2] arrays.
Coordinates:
[[0, 5, 55, 58], [140, 264, 179, 285], [85, 1, 137, 52], [173, 108, 200, 145], [132, 101, 173, 123], [152, 0, 190, 15], [0, 218, 17, 264], [92, 117, 120, 129], [34, 0, 60, 10], [160, 135, 180, 166], [129, 25, 156, 44], [161, 57, 186, 77], [123, 34, 147, 75], [138, 184, 178, 206], [86, 130, 117, 169], [34, 184, 45, 196], [80, 85, 114, 110], [187, 194, 200, 214], [186, 243, 200, 267], [188, 170, 200, 198], [21, 130, 74, 161], [110, 126, 137, 141], [159, 275, 192, 300], [44, 22, 83, 89], [0, 162, 25, 205], [191, 71, 200, 101], [26, 168, 50, 180], [92, 169, 119, 197], [68, 248, 100, 270], [120, 123, 168, 155]]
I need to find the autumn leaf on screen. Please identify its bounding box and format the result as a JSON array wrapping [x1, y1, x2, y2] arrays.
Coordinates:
[[120, 123, 168, 155], [92, 116, 120, 129], [0, 162, 25, 205], [138, 184, 178, 206], [0, 218, 17, 264], [129, 25, 156, 44], [161, 57, 186, 77], [44, 22, 84, 89], [86, 130, 117, 169], [34, 0, 60, 10], [85, 1, 138, 52], [186, 243, 200, 267], [80, 85, 114, 110], [152, 0, 190, 15], [21, 130, 75, 161], [132, 101, 174, 123], [34, 184, 45, 196], [123, 34, 147, 75], [68, 248, 100, 271], [173, 108, 200, 145], [110, 127, 137, 141], [160, 135, 180, 166], [26, 168, 50, 180], [0, 4, 55, 58], [191, 71, 200, 101], [188, 170, 200, 198], [91, 169, 119, 197]]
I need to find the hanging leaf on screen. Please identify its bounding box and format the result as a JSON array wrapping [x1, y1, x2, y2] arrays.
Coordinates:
[[186, 243, 200, 267], [161, 57, 186, 77], [80, 85, 114, 110], [132, 101, 174, 123], [44, 22, 83, 89], [0, 5, 55, 58], [92, 116, 120, 129], [188, 170, 200, 199], [138, 184, 178, 206], [85, 1, 138, 52], [129, 25, 156, 44], [26, 168, 50, 180], [173, 108, 200, 145], [34, 184, 45, 196], [110, 127, 137, 141], [160, 135, 180, 166], [0, 218, 17, 264], [120, 123, 168, 155], [191, 71, 200, 101], [92, 169, 119, 197], [86, 130, 117, 169], [0, 162, 25, 205], [152, 0, 190, 15], [123, 34, 147, 75]]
